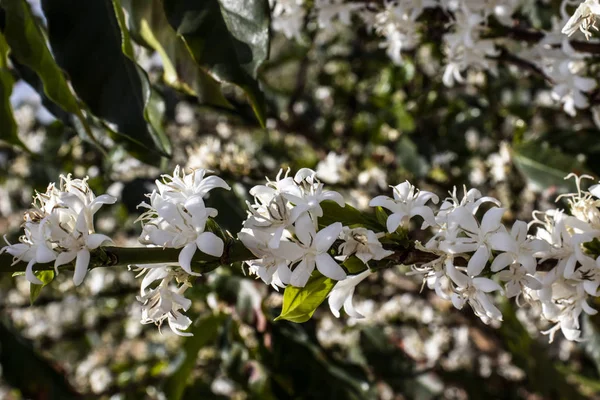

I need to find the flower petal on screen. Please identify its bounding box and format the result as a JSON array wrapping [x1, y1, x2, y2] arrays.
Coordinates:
[[290, 258, 314, 287], [196, 231, 224, 257], [467, 245, 489, 276], [315, 222, 343, 253], [73, 248, 91, 286], [178, 242, 198, 275], [86, 233, 113, 250], [315, 253, 346, 281], [25, 260, 43, 285]]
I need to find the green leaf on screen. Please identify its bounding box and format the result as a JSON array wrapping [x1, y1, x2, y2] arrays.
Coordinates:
[[29, 270, 54, 305], [319, 200, 380, 230], [0, 30, 25, 149], [163, 312, 226, 400], [41, 0, 172, 164], [374, 206, 388, 230], [395, 135, 429, 178], [1, 0, 98, 146], [162, 0, 270, 126], [513, 141, 588, 192], [0, 319, 79, 399], [342, 256, 367, 274], [275, 274, 335, 323], [122, 0, 232, 109]]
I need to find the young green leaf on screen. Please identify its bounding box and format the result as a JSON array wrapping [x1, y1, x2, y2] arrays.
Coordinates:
[[275, 274, 336, 323], [29, 270, 54, 305]]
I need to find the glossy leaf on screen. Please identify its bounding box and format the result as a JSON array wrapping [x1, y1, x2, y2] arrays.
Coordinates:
[[41, 0, 171, 164], [122, 0, 232, 108], [319, 200, 380, 230], [29, 270, 54, 304], [275, 274, 335, 323], [0, 30, 24, 149], [2, 1, 78, 113], [163, 0, 270, 126], [513, 141, 588, 192], [163, 312, 226, 400]]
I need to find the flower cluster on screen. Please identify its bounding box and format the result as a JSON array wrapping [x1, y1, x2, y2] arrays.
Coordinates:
[[1, 175, 115, 286], [267, 0, 600, 116], [137, 166, 230, 275], [134, 166, 230, 335], [239, 168, 391, 288], [135, 264, 194, 336]]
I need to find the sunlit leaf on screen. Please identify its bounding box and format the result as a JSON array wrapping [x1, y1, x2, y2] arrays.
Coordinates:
[[276, 274, 335, 323], [29, 270, 54, 305]]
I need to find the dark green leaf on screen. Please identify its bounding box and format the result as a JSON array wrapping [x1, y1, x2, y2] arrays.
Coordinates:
[[319, 200, 380, 230], [276, 274, 335, 323], [163, 0, 270, 126], [1, 0, 97, 145], [163, 312, 226, 400], [41, 0, 172, 164], [0, 318, 79, 399], [513, 141, 588, 192], [122, 0, 232, 108], [0, 30, 25, 149], [29, 270, 54, 304]]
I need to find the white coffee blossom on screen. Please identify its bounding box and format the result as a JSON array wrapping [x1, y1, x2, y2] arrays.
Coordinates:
[[1, 175, 115, 285], [370, 181, 439, 232], [562, 0, 600, 39], [135, 264, 194, 336], [328, 269, 373, 318], [137, 166, 230, 276], [240, 168, 348, 287], [338, 226, 393, 264]]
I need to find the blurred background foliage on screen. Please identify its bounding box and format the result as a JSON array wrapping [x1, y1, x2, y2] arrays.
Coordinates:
[[1, 0, 600, 398]]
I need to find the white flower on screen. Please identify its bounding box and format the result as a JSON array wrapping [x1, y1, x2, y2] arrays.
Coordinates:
[[328, 269, 373, 318], [490, 220, 548, 274], [495, 263, 542, 300], [446, 263, 504, 323], [136, 265, 193, 336], [562, 0, 600, 39], [442, 207, 506, 276], [338, 226, 393, 264], [1, 175, 115, 286], [137, 167, 230, 276], [290, 221, 346, 287], [370, 181, 439, 232], [238, 229, 304, 287], [315, 152, 348, 184], [155, 166, 230, 203]]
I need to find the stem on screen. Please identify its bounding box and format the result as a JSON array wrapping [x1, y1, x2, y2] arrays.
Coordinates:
[[0, 239, 256, 274]]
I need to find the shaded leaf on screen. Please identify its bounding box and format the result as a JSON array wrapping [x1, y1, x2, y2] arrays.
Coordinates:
[[0, 30, 24, 149], [276, 274, 335, 323], [29, 270, 54, 304], [41, 0, 171, 164], [0, 318, 80, 399], [122, 0, 232, 108], [513, 141, 588, 192], [319, 200, 380, 230], [163, 0, 270, 126], [1, 0, 95, 144], [163, 312, 227, 400]]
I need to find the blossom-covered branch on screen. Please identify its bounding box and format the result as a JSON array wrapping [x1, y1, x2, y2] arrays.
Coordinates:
[[4, 166, 600, 343]]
